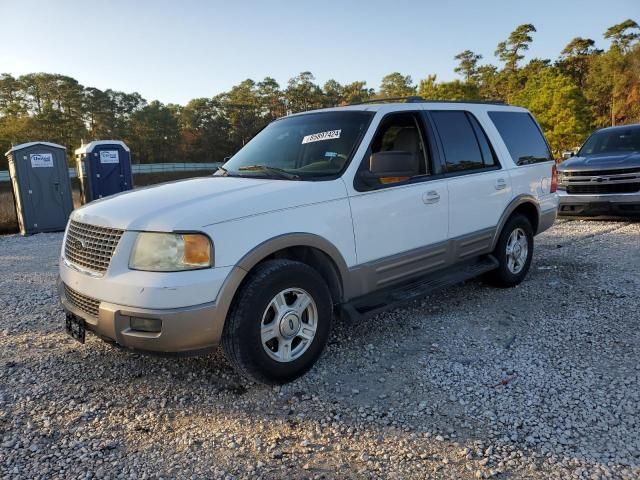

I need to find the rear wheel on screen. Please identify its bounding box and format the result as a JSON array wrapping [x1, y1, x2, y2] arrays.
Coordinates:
[[222, 259, 332, 384], [486, 214, 534, 288]]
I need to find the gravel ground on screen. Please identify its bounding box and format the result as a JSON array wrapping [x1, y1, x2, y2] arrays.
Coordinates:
[[1, 219, 639, 479]]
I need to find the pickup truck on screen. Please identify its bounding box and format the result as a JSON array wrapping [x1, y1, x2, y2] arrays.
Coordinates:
[[59, 99, 558, 384], [558, 124, 640, 216]]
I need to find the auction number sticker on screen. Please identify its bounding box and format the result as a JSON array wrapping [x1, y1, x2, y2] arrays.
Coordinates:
[[30, 153, 54, 168], [100, 150, 120, 164], [302, 129, 341, 144]]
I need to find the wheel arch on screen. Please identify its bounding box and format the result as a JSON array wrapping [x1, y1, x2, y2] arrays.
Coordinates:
[[235, 233, 349, 305], [492, 195, 541, 250]]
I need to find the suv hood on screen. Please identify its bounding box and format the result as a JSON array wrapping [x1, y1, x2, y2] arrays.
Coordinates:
[[71, 176, 347, 231], [559, 151, 640, 171]]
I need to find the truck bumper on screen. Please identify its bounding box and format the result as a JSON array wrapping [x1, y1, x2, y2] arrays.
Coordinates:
[[58, 267, 246, 354], [557, 190, 640, 216]]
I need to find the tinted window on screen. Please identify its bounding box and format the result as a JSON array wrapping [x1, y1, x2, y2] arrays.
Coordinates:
[[578, 127, 640, 156], [431, 111, 484, 172], [489, 111, 551, 165], [467, 114, 497, 167]]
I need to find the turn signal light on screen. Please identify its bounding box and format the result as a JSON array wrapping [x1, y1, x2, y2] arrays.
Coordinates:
[[183, 234, 212, 265]]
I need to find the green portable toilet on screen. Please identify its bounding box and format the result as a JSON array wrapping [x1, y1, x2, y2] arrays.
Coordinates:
[[5, 142, 74, 235]]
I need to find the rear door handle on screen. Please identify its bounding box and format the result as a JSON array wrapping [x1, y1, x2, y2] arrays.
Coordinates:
[[422, 190, 440, 204], [495, 178, 507, 190]]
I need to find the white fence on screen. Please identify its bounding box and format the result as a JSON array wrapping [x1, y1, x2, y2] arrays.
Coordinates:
[[0, 162, 222, 182]]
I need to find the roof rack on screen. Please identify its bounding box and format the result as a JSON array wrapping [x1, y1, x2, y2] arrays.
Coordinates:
[[348, 96, 507, 106]]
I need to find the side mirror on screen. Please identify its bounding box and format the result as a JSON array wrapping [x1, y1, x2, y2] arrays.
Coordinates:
[[368, 151, 419, 178], [561, 151, 574, 160]]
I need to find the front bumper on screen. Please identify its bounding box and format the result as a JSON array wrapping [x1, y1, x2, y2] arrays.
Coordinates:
[[58, 267, 247, 354], [557, 190, 640, 216], [59, 278, 221, 354]]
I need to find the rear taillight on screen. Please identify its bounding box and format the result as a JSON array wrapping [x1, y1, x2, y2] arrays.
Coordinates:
[[550, 164, 558, 193]]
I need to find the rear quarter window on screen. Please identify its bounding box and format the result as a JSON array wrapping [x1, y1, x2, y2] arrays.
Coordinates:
[[488, 111, 552, 165]]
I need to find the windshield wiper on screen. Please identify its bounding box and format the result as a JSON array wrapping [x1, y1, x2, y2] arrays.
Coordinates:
[[215, 165, 236, 177], [237, 165, 300, 180]]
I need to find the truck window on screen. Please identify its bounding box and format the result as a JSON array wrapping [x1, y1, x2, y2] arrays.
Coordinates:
[[370, 112, 429, 177], [430, 111, 492, 172], [489, 111, 552, 165]]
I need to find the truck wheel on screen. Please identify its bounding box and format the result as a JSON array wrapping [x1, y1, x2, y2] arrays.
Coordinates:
[[222, 259, 332, 384], [486, 214, 534, 288]]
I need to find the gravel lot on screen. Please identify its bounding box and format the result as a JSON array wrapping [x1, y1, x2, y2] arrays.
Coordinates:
[[1, 219, 639, 479]]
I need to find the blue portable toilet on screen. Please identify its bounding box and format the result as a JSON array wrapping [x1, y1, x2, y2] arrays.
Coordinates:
[[75, 140, 133, 203]]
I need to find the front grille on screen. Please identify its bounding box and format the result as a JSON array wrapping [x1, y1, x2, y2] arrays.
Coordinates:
[[63, 284, 100, 318], [563, 167, 640, 177], [566, 183, 640, 194], [64, 221, 124, 274]]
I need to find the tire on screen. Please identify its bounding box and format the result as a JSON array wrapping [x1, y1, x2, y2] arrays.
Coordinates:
[[485, 214, 534, 288], [222, 259, 332, 385]]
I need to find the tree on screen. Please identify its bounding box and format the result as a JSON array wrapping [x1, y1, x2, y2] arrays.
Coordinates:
[[219, 79, 263, 147], [179, 98, 232, 162], [379, 72, 416, 98], [341, 81, 374, 104], [418, 75, 480, 100], [454, 50, 482, 82], [257, 77, 285, 121], [513, 70, 591, 153], [584, 20, 640, 127], [604, 19, 640, 52], [476, 64, 500, 100], [495, 24, 537, 71], [614, 43, 640, 124], [285, 72, 324, 113], [127, 101, 180, 163], [106, 90, 146, 138], [0, 74, 25, 116], [322, 79, 344, 107], [557, 37, 601, 88], [83, 87, 115, 139]]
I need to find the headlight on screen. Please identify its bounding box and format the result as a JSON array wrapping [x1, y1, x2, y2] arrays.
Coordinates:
[[129, 232, 213, 271], [556, 171, 566, 190]]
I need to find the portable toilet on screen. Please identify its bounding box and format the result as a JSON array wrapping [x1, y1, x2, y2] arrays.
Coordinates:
[[5, 142, 74, 235], [75, 140, 133, 204]]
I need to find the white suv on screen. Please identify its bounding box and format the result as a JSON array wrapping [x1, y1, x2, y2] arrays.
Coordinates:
[[59, 99, 559, 384]]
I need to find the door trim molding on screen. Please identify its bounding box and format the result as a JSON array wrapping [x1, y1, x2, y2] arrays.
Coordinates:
[[345, 227, 496, 299]]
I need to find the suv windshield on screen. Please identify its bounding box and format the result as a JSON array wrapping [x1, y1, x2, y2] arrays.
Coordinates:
[[219, 111, 374, 180], [578, 126, 640, 156]]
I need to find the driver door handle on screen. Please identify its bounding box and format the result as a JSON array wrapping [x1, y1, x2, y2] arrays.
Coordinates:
[[422, 190, 440, 204]]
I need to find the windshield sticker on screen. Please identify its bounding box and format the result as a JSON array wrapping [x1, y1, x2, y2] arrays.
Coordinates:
[[302, 129, 341, 144], [324, 151, 338, 157]]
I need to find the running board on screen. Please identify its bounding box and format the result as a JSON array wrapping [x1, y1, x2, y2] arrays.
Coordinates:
[[340, 255, 499, 321]]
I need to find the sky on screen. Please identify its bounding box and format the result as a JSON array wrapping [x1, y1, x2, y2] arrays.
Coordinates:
[[0, 0, 637, 105]]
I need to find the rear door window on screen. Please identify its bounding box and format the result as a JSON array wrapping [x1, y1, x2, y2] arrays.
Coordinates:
[[430, 111, 496, 173], [488, 111, 552, 165]]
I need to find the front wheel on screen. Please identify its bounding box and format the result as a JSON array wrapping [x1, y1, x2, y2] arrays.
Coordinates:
[[485, 214, 534, 288], [222, 259, 332, 384]]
